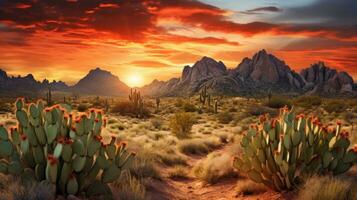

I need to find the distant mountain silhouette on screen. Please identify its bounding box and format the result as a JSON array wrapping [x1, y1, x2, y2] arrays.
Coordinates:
[[0, 50, 355, 97], [141, 50, 356, 97], [0, 69, 68, 96], [72, 67, 129, 96], [0, 67, 129, 97]]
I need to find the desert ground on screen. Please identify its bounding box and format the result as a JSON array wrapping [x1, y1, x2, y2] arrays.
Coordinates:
[[0, 94, 356, 200]]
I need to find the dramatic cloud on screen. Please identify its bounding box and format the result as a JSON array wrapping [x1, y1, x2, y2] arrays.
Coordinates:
[[0, 0, 356, 85], [275, 0, 357, 25]]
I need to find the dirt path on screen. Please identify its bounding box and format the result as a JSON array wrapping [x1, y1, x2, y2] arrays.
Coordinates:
[[146, 144, 289, 200]]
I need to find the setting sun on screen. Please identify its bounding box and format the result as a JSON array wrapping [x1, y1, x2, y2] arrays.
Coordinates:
[[125, 74, 144, 87]]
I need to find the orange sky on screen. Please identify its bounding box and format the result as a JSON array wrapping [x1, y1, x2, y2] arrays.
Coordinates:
[[0, 0, 356, 87]]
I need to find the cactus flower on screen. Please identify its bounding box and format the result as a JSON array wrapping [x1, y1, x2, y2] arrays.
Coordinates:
[[94, 135, 103, 142], [20, 134, 27, 140]]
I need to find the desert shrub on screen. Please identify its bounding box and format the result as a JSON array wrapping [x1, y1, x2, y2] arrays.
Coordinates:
[[248, 106, 278, 117], [183, 103, 197, 112], [175, 98, 184, 107], [236, 180, 267, 196], [324, 100, 347, 113], [77, 103, 88, 112], [178, 138, 220, 155], [169, 112, 195, 138], [112, 171, 146, 200], [217, 111, 233, 124], [298, 176, 356, 200], [128, 152, 161, 180], [293, 96, 322, 108], [168, 166, 189, 180], [264, 96, 291, 109], [111, 101, 150, 118], [193, 152, 238, 184]]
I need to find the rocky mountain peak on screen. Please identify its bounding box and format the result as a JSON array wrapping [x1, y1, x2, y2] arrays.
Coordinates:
[[181, 56, 227, 83], [73, 67, 129, 96]]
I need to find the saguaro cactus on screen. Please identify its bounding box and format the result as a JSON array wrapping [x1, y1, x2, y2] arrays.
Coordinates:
[[199, 86, 211, 108], [129, 89, 144, 118], [233, 107, 357, 191], [0, 98, 135, 198], [156, 97, 160, 111], [46, 87, 52, 106]]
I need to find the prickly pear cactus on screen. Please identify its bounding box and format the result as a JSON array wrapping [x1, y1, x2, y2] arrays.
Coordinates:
[[0, 98, 135, 198], [233, 107, 357, 191]]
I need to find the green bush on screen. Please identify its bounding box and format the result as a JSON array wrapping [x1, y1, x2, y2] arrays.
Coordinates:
[[293, 96, 322, 108], [77, 103, 88, 112], [169, 113, 195, 138], [217, 112, 233, 124], [264, 97, 291, 109], [324, 100, 347, 113], [183, 103, 197, 112]]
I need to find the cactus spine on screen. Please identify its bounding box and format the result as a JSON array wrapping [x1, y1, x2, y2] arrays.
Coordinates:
[[0, 98, 135, 198], [233, 107, 357, 191]]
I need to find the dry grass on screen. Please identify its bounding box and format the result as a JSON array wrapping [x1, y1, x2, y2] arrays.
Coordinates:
[[193, 152, 238, 184], [178, 138, 221, 155], [235, 179, 267, 196], [112, 171, 146, 200], [298, 176, 356, 200], [168, 166, 190, 180], [0, 174, 55, 200]]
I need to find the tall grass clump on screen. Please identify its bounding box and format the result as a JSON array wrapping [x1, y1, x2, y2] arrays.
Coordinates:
[[298, 176, 356, 200]]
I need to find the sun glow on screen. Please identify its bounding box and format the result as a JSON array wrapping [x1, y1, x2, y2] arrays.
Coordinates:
[[125, 74, 144, 87]]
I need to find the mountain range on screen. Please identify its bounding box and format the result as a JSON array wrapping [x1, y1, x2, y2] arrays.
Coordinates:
[[0, 50, 355, 97], [141, 50, 356, 97]]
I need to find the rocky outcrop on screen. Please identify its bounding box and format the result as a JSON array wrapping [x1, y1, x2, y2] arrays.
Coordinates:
[[300, 62, 355, 95], [72, 67, 129, 96], [231, 49, 304, 92], [142, 50, 355, 96]]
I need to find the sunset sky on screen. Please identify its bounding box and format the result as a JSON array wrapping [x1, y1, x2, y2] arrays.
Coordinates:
[[0, 0, 356, 87]]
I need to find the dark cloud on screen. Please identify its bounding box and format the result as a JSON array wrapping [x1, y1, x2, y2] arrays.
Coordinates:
[[276, 0, 357, 25], [242, 6, 282, 14], [282, 38, 357, 51]]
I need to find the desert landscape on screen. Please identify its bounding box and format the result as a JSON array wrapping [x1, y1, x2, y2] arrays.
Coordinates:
[[0, 49, 356, 200], [0, 0, 357, 199]]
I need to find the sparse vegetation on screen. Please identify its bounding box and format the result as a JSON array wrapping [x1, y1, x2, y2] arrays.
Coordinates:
[[264, 96, 291, 109], [0, 94, 355, 200], [293, 96, 322, 108], [235, 180, 267, 196], [193, 152, 238, 184], [112, 171, 146, 200], [168, 166, 190, 180], [217, 111, 233, 124], [298, 176, 357, 200], [324, 99, 347, 113], [169, 112, 195, 138]]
